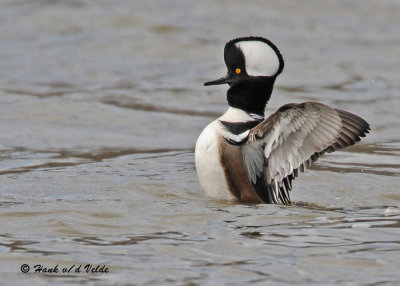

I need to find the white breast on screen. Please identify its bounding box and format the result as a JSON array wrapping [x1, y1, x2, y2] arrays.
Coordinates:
[[195, 120, 234, 201]]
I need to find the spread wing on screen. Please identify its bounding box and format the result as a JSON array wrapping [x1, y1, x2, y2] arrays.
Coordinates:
[[241, 102, 370, 204]]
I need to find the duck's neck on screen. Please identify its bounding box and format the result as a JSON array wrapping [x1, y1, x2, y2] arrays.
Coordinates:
[[226, 76, 275, 117], [219, 107, 263, 123]]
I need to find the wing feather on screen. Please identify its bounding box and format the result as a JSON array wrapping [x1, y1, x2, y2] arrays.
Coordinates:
[[241, 102, 370, 204]]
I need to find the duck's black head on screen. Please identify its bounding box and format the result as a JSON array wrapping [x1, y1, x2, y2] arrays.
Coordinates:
[[204, 36, 284, 116]]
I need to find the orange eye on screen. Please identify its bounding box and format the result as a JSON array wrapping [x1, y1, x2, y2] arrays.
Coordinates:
[[235, 68, 241, 74]]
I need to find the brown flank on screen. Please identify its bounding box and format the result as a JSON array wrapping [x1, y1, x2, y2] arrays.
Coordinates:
[[218, 135, 263, 203]]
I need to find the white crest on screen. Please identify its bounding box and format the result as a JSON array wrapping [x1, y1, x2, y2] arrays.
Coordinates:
[[235, 41, 280, 77]]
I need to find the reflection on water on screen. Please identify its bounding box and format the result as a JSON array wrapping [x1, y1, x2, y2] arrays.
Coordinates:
[[311, 144, 400, 177], [0, 0, 399, 285]]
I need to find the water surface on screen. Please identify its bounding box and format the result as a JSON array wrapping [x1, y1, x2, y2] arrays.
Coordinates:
[[0, 1, 399, 285]]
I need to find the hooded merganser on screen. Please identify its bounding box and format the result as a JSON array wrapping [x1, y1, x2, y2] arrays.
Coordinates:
[[195, 36, 370, 204]]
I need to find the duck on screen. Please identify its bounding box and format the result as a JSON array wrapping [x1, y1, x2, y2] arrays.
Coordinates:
[[195, 36, 370, 204]]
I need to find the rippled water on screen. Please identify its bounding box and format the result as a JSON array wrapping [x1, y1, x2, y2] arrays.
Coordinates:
[[0, 0, 399, 285]]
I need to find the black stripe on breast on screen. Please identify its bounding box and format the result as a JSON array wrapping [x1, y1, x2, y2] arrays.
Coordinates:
[[219, 120, 261, 135], [223, 137, 247, 146]]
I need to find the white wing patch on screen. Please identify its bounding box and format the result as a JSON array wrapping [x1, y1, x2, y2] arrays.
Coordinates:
[[236, 41, 280, 77]]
